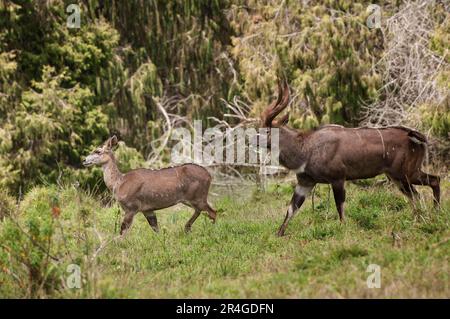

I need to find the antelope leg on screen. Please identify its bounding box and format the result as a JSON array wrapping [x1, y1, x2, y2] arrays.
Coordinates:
[[331, 181, 346, 222], [120, 210, 137, 236], [143, 210, 159, 233], [185, 209, 201, 233], [277, 184, 313, 237]]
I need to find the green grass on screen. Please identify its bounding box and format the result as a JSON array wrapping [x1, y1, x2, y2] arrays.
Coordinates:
[[0, 178, 449, 298]]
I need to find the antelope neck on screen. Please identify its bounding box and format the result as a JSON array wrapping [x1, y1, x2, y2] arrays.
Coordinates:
[[102, 155, 123, 192]]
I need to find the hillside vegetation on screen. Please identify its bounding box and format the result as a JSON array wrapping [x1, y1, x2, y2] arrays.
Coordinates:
[[0, 0, 448, 194]]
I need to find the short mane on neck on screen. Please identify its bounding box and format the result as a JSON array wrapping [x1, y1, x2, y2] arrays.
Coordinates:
[[278, 126, 308, 170], [102, 153, 123, 192]]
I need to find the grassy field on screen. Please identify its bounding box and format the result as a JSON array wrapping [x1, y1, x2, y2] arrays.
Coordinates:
[[0, 176, 449, 298]]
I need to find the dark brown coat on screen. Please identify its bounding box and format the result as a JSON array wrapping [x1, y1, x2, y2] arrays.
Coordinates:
[[262, 81, 440, 236]]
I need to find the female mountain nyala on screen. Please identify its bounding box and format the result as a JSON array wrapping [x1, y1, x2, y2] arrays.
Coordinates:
[[83, 136, 217, 236]]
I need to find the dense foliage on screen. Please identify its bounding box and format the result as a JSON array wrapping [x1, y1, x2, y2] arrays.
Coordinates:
[[0, 0, 448, 194]]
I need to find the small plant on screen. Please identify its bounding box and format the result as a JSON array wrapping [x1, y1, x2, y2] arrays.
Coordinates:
[[334, 246, 368, 261], [0, 185, 107, 298], [0, 186, 60, 297], [0, 189, 15, 219]]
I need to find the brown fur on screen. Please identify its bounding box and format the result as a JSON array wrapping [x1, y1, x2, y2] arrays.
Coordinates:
[[83, 136, 216, 235], [262, 82, 441, 236]]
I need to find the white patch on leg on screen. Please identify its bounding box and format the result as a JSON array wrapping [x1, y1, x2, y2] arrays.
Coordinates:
[[293, 163, 307, 174], [287, 205, 294, 217], [295, 184, 313, 197], [287, 184, 313, 217]]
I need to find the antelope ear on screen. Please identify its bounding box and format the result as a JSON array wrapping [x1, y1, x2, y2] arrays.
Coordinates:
[[105, 135, 118, 149], [279, 113, 289, 126], [109, 135, 118, 148], [274, 113, 290, 126]]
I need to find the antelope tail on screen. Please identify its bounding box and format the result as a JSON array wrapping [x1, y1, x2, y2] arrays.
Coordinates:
[[407, 130, 427, 146]]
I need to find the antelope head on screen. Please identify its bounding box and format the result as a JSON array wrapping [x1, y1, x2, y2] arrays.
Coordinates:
[[83, 135, 118, 167]]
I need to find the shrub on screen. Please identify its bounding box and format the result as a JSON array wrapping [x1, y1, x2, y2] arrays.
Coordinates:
[[0, 185, 105, 297], [0, 189, 15, 219]]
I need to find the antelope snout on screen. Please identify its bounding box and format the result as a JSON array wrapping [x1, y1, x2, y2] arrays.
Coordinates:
[[82, 159, 91, 167], [82, 156, 94, 167]]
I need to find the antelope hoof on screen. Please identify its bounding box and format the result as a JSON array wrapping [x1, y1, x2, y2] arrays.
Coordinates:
[[112, 234, 122, 242], [184, 226, 192, 233], [277, 229, 286, 237], [208, 212, 217, 224], [120, 227, 130, 238]]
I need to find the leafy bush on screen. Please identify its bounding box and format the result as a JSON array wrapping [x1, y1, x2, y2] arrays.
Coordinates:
[[0, 186, 105, 297], [0, 189, 15, 219], [0, 66, 109, 193], [231, 0, 383, 126]]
